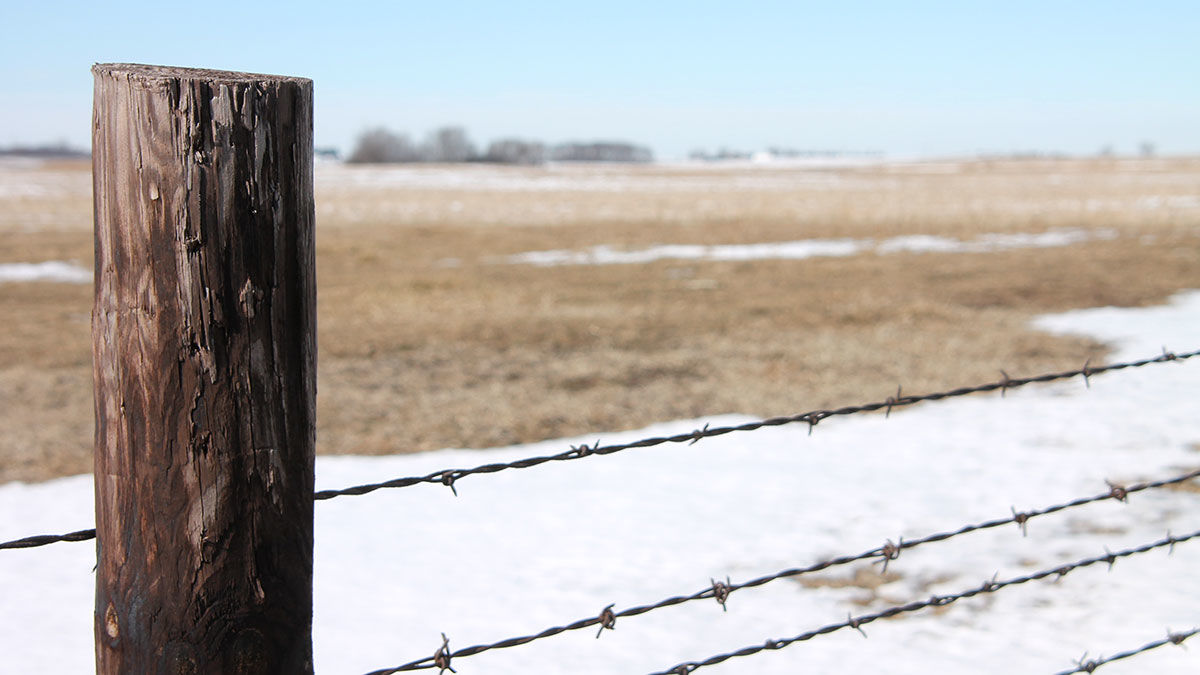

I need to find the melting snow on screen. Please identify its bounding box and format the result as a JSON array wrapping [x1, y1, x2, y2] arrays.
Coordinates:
[[1, 291, 1198, 673]]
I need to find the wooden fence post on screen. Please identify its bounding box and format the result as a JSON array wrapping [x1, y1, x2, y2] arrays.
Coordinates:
[[91, 64, 316, 674]]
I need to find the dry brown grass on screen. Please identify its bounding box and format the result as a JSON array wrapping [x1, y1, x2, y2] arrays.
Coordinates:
[[792, 565, 961, 614], [1, 157, 1199, 483], [792, 567, 904, 608]]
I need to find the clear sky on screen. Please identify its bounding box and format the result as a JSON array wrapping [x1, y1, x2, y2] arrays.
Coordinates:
[[2, 1, 1198, 159]]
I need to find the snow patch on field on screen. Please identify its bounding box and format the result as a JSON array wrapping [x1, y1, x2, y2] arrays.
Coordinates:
[[506, 228, 1119, 266], [0, 261, 90, 283], [1, 291, 1198, 673], [0, 163, 91, 199]]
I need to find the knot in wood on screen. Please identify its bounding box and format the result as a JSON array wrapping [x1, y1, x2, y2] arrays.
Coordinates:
[[104, 602, 120, 641]]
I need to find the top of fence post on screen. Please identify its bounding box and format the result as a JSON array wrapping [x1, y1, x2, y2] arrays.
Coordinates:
[[94, 62, 312, 85]]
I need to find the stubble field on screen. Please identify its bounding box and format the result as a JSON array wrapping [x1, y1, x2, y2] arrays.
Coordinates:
[[1, 157, 1198, 483]]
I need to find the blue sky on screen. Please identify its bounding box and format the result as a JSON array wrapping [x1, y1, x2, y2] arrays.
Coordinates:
[[1, 1, 1198, 158]]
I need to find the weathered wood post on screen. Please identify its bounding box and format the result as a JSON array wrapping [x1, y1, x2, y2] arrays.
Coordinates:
[[91, 64, 316, 673]]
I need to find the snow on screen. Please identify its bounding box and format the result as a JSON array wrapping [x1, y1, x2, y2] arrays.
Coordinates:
[[2, 292, 1199, 674], [505, 228, 1119, 266], [314, 163, 857, 193], [0, 261, 91, 283], [1137, 195, 1200, 210]]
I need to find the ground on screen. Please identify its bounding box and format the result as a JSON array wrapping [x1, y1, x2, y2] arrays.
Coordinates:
[[1, 156, 1198, 483]]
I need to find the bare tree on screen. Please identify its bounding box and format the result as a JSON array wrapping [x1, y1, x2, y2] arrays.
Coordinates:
[[551, 141, 653, 163], [422, 126, 477, 162], [484, 138, 546, 165], [347, 127, 417, 163]]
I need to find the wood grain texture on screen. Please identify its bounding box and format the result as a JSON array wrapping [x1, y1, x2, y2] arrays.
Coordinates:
[[91, 63, 315, 674]]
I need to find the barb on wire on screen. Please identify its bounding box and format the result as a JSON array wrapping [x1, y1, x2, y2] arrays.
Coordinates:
[[315, 346, 1198, 500], [358, 467, 1200, 673], [876, 538, 903, 573], [710, 577, 731, 612], [596, 604, 616, 638], [1052, 627, 1199, 674], [7, 345, 1198, 552], [649, 530, 1200, 674], [432, 633, 454, 674]]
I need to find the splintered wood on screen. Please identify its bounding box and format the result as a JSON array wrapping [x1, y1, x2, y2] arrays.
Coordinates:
[[91, 63, 316, 674]]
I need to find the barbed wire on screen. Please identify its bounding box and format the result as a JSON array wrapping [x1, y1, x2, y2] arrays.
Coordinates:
[[316, 346, 1197, 500], [3, 345, 1195, 552], [360, 468, 1200, 673], [1053, 627, 1198, 675], [647, 530, 1199, 675]]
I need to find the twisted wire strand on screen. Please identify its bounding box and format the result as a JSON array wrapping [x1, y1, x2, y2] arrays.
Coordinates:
[[363, 468, 1200, 673], [316, 347, 1197, 500], [0, 528, 97, 550], [1052, 627, 1198, 675], [649, 530, 1199, 674]]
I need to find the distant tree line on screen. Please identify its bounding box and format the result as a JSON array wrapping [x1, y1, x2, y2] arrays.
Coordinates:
[[346, 126, 653, 165], [0, 142, 89, 159]]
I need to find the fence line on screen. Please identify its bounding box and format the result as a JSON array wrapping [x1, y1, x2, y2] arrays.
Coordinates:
[[646, 530, 1199, 675], [1053, 627, 1199, 675], [361, 469, 1200, 674], [2, 345, 1196, 552], [0, 348, 1194, 671]]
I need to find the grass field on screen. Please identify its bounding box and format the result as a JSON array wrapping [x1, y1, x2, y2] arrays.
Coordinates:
[[1, 157, 1198, 483]]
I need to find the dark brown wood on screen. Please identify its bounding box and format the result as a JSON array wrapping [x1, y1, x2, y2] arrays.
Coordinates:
[[91, 63, 316, 674]]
